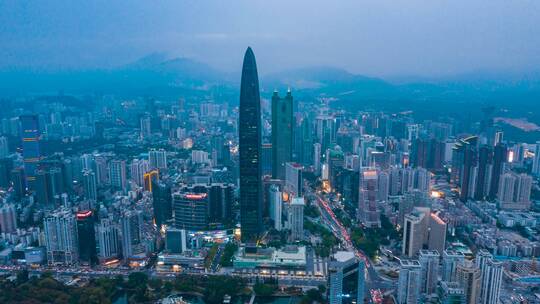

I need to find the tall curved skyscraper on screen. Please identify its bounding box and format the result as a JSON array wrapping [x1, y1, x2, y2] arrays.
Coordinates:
[[239, 47, 263, 243]]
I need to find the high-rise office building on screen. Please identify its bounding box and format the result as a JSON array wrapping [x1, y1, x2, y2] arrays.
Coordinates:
[[80, 154, 95, 171], [11, 167, 25, 199], [402, 208, 446, 258], [206, 183, 234, 224], [285, 162, 303, 196], [480, 259, 503, 304], [0, 158, 13, 189], [82, 169, 98, 201], [357, 260, 366, 304], [328, 262, 344, 304], [0, 136, 8, 158], [489, 143, 507, 199], [121, 210, 143, 260], [493, 131, 503, 146], [76, 210, 97, 265], [532, 142, 540, 176], [269, 185, 282, 231], [143, 169, 159, 192], [313, 143, 322, 174], [9, 117, 19, 137], [456, 260, 481, 304], [140, 115, 151, 139], [497, 172, 516, 203], [451, 136, 478, 202], [358, 168, 380, 228], [328, 251, 365, 304], [271, 90, 293, 180], [190, 149, 208, 166], [20, 115, 41, 191], [289, 197, 304, 241], [298, 117, 313, 166], [475, 249, 493, 272], [130, 158, 149, 186], [239, 47, 263, 243], [419, 249, 440, 295], [316, 112, 335, 153], [442, 249, 465, 282], [497, 172, 532, 210], [428, 212, 447, 254], [397, 259, 422, 304], [149, 149, 167, 169], [109, 159, 127, 192], [377, 170, 390, 202], [97, 218, 120, 262], [152, 180, 172, 229], [172, 192, 208, 231], [35, 167, 64, 206], [261, 143, 272, 176], [165, 227, 187, 254], [334, 168, 360, 204], [412, 137, 430, 169], [327, 148, 345, 188], [402, 208, 428, 257], [94, 155, 109, 186], [43, 209, 78, 265], [0, 204, 17, 233], [474, 145, 492, 201], [438, 281, 465, 304], [178, 183, 234, 225]]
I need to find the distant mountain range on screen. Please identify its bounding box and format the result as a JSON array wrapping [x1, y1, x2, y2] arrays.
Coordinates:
[[1, 55, 539, 116], [0, 54, 229, 97]]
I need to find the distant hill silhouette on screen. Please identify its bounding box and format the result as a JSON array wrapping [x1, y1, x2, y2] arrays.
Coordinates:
[[0, 55, 539, 122], [0, 54, 229, 96]]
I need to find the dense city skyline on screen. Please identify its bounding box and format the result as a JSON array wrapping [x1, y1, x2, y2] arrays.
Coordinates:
[[0, 2, 539, 304]]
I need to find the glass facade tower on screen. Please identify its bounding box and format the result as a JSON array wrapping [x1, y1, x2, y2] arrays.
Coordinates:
[[239, 47, 263, 243]]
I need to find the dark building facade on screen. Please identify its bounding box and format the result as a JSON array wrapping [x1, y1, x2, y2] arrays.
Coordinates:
[[10, 168, 25, 199], [451, 136, 478, 202], [271, 90, 293, 180], [152, 180, 172, 229], [489, 143, 507, 200], [0, 158, 13, 189], [35, 167, 64, 206], [77, 210, 97, 265], [172, 192, 208, 231], [239, 47, 263, 243], [474, 145, 493, 201], [179, 183, 234, 228], [165, 228, 185, 254]]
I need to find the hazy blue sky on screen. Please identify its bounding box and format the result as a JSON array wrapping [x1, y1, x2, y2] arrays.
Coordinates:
[[1, 1, 539, 77]]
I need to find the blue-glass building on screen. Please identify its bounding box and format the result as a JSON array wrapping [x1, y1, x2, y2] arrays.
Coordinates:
[[239, 47, 263, 243], [19, 115, 41, 191]]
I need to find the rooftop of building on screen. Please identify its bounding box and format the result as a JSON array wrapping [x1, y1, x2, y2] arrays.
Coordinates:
[[333, 251, 356, 263], [443, 249, 466, 257], [419, 249, 440, 256], [290, 197, 304, 206], [400, 259, 421, 267], [234, 245, 306, 267]]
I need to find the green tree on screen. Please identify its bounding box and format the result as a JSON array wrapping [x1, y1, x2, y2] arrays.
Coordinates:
[[127, 272, 148, 289], [253, 282, 277, 296], [203, 276, 244, 304], [220, 242, 239, 267], [16, 269, 29, 285], [300, 288, 325, 304]]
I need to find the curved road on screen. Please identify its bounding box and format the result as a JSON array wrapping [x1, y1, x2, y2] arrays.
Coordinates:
[[307, 189, 396, 303]]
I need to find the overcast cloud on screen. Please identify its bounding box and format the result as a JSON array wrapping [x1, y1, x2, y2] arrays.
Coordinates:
[[1, 0, 539, 78]]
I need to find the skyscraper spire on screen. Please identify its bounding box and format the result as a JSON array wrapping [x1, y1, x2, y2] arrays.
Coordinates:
[[239, 47, 263, 243]]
